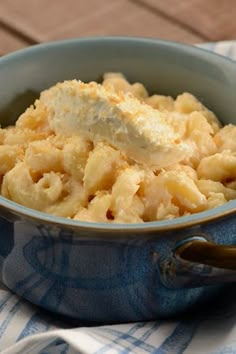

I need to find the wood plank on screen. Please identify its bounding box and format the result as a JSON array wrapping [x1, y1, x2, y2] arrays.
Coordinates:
[[0, 0, 203, 44], [140, 0, 236, 41], [0, 25, 29, 55]]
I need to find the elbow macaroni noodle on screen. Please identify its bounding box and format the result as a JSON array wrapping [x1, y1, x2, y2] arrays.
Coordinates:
[[0, 73, 236, 223]]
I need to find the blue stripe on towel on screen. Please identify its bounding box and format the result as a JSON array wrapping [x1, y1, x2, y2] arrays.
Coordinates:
[[154, 320, 199, 354], [119, 322, 161, 354], [95, 323, 157, 353], [0, 298, 22, 339], [17, 312, 50, 341]]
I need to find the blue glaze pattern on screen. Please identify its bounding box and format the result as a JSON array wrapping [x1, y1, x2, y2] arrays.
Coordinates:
[[0, 211, 235, 323]]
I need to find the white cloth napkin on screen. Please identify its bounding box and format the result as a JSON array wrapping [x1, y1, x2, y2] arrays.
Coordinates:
[[1, 40, 236, 354]]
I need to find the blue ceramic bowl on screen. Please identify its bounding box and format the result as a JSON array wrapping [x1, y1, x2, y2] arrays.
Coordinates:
[[0, 37, 236, 324]]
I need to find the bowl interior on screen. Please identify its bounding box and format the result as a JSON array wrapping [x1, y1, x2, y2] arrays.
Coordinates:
[[1, 37, 236, 127], [0, 37, 235, 231]]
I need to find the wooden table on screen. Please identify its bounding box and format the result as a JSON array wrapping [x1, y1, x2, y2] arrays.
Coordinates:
[[0, 0, 236, 55]]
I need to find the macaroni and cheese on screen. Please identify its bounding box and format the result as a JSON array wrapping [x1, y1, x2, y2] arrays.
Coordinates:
[[0, 73, 235, 223]]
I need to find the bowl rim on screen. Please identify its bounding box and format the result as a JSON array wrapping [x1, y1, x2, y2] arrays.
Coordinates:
[[0, 36, 235, 232], [1, 36, 236, 66], [1, 196, 235, 233]]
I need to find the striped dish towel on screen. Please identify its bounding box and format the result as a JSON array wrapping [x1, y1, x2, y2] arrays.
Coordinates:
[[1, 40, 236, 354]]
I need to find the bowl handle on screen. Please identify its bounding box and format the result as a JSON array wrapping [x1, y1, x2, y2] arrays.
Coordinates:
[[177, 239, 236, 271], [158, 236, 236, 289]]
